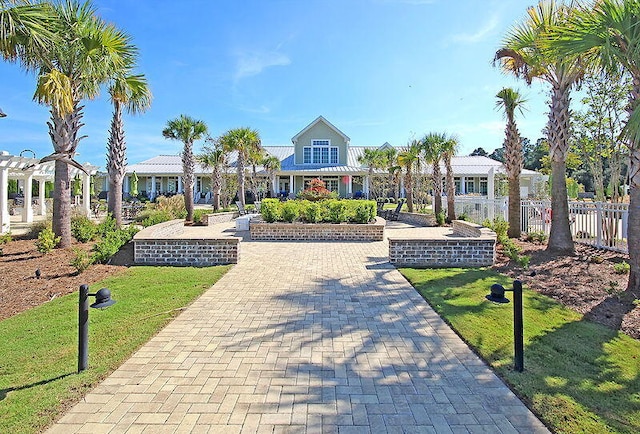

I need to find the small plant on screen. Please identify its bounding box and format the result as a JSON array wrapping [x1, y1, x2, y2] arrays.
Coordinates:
[[0, 232, 12, 244], [606, 280, 620, 294], [35, 228, 60, 254], [25, 220, 51, 239], [590, 255, 604, 264], [516, 254, 531, 269], [436, 211, 446, 226], [524, 231, 547, 244], [138, 210, 173, 227], [483, 217, 509, 241], [155, 194, 186, 218], [96, 214, 117, 238], [71, 215, 98, 243], [193, 209, 208, 224], [91, 226, 138, 264], [70, 248, 94, 274], [613, 261, 630, 274], [297, 178, 335, 201], [457, 213, 469, 222]]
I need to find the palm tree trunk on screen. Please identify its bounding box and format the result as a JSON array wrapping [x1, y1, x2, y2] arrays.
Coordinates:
[[444, 155, 455, 222], [212, 168, 221, 211], [508, 175, 521, 238], [627, 159, 639, 293], [547, 160, 574, 253], [237, 154, 246, 207], [107, 100, 125, 227], [108, 177, 123, 226], [182, 141, 195, 222], [405, 171, 413, 213], [52, 159, 71, 247], [433, 163, 443, 217], [546, 83, 574, 254]]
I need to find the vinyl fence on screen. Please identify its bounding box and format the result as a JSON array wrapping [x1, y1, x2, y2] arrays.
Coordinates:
[[453, 196, 629, 254]]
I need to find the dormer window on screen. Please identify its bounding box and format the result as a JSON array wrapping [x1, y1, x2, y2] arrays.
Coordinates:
[[303, 139, 338, 164]]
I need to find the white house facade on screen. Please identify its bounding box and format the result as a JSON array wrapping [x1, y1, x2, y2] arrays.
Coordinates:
[[124, 116, 546, 202]]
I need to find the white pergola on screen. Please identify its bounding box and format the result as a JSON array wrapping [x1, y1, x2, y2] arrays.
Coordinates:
[[0, 151, 99, 234]]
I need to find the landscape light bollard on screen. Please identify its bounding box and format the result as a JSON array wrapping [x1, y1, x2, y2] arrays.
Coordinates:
[[78, 284, 116, 373], [486, 280, 524, 373]]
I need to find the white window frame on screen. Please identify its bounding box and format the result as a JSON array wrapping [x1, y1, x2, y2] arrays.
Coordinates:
[[302, 139, 339, 164]]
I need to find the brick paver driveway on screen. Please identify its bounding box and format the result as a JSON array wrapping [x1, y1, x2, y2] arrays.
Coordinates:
[[48, 230, 548, 433]]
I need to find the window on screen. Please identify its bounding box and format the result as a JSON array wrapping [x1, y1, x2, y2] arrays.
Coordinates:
[[465, 179, 476, 194], [302, 140, 339, 164], [480, 178, 488, 195], [324, 178, 339, 192]]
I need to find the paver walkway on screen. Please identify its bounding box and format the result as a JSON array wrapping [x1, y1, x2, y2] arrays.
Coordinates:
[[48, 224, 549, 433]]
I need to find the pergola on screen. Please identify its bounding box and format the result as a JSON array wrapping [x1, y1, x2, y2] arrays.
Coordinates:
[[0, 151, 99, 234]]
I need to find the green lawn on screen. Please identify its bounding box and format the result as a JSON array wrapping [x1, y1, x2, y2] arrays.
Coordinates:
[[0, 265, 230, 434], [400, 267, 640, 434]]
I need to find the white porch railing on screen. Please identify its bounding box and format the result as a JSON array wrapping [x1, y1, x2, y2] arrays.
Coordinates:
[[453, 196, 629, 254]]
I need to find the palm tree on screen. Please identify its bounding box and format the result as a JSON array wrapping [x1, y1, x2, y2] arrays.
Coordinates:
[[22, 1, 135, 248], [198, 138, 227, 211], [106, 73, 152, 227], [495, 0, 584, 254], [545, 0, 640, 293], [496, 88, 527, 238], [220, 127, 262, 209], [422, 133, 446, 218], [441, 135, 460, 223], [357, 148, 384, 199], [162, 115, 208, 222], [261, 154, 281, 198], [397, 140, 421, 213], [381, 147, 400, 200]]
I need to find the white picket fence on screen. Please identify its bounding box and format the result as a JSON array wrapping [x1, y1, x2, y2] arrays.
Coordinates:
[[453, 196, 629, 253]]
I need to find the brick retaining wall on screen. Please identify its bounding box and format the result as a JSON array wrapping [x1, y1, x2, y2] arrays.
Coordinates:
[[204, 212, 239, 226], [389, 220, 496, 267], [133, 219, 239, 266], [250, 218, 385, 241], [397, 212, 437, 227]]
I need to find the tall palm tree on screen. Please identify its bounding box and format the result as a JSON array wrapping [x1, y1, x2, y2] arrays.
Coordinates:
[[261, 154, 281, 198], [495, 0, 585, 254], [357, 148, 384, 199], [198, 138, 227, 211], [25, 1, 135, 248], [545, 0, 640, 293], [441, 135, 460, 223], [496, 88, 527, 238], [381, 147, 400, 200], [106, 73, 152, 227], [220, 127, 262, 208], [162, 115, 208, 222], [397, 140, 421, 213], [422, 133, 446, 218]]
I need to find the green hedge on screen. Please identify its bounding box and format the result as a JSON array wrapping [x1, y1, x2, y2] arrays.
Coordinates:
[[260, 199, 376, 224]]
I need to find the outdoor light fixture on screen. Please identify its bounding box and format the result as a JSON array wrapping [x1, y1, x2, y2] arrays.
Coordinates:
[[0, 108, 6, 118], [78, 284, 116, 373], [486, 280, 524, 372]]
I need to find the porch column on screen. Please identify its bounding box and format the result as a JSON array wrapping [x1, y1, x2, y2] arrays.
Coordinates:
[[0, 167, 10, 233], [22, 172, 34, 223], [151, 176, 156, 199], [487, 168, 495, 200], [347, 175, 352, 196], [124, 175, 130, 193], [82, 172, 91, 215], [289, 175, 294, 196], [178, 176, 183, 193], [272, 176, 278, 195], [461, 176, 466, 195], [364, 175, 369, 198], [38, 179, 46, 215]]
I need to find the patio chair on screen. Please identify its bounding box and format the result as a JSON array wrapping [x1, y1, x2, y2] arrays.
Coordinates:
[[254, 201, 261, 214], [386, 199, 405, 221], [235, 200, 247, 216]]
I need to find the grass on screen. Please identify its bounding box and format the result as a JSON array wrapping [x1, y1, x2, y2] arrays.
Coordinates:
[[0, 265, 230, 434], [400, 267, 640, 434]]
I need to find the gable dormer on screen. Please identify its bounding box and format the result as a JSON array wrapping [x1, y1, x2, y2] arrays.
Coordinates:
[[291, 116, 350, 165]]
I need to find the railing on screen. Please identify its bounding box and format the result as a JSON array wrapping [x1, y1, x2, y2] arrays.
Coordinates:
[[454, 196, 629, 254]]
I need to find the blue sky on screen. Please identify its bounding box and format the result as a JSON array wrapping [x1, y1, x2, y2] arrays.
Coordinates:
[[0, 0, 555, 169]]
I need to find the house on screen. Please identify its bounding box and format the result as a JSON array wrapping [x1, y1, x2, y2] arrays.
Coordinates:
[[123, 116, 546, 201]]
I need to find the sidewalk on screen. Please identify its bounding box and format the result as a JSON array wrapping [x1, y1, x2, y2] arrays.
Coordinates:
[[47, 226, 549, 433]]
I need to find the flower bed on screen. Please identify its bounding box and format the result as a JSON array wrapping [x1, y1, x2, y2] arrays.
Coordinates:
[[250, 217, 385, 241], [260, 198, 377, 224]]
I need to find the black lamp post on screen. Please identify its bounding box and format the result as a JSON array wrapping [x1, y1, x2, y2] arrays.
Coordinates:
[[486, 280, 524, 372], [78, 284, 116, 373]]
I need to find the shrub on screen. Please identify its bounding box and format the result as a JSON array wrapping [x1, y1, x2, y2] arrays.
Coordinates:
[[0, 232, 11, 244], [91, 226, 138, 264], [193, 209, 208, 224], [35, 227, 60, 254], [458, 213, 470, 222], [97, 214, 117, 239], [302, 200, 324, 223], [25, 220, 51, 239], [71, 248, 94, 274], [297, 178, 336, 201], [326, 200, 348, 223], [351, 201, 375, 224], [524, 231, 548, 244], [261, 199, 281, 223], [436, 211, 446, 226], [71, 215, 98, 242], [281, 201, 300, 222], [155, 194, 186, 218], [613, 261, 630, 274], [139, 210, 173, 228], [483, 217, 509, 242]]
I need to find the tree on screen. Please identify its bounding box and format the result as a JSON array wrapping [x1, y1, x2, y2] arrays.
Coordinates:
[[198, 137, 227, 211], [106, 73, 152, 227], [18, 1, 135, 248], [220, 127, 262, 208], [357, 148, 385, 199], [546, 0, 640, 292], [381, 147, 400, 199], [496, 87, 527, 238], [261, 154, 281, 198], [422, 133, 446, 217], [496, 0, 585, 254], [470, 147, 488, 157], [162, 115, 208, 222], [396, 141, 421, 213], [441, 135, 460, 223]]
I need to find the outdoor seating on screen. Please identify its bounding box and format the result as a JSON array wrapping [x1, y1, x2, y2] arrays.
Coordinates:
[[385, 199, 405, 221], [235, 201, 247, 216]]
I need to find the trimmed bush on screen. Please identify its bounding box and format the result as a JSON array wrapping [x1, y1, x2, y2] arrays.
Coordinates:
[[281, 201, 300, 222], [138, 210, 173, 228], [71, 215, 98, 242], [91, 226, 138, 264], [261, 199, 281, 223], [260, 199, 377, 224], [35, 228, 60, 254], [326, 200, 348, 223], [302, 200, 324, 223]]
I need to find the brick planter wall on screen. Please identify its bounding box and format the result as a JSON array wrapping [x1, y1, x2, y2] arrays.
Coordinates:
[[389, 220, 496, 267], [204, 211, 239, 226], [250, 217, 385, 241], [397, 212, 437, 227], [134, 219, 239, 265]]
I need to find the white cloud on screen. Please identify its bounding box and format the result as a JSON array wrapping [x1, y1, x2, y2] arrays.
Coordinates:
[[451, 15, 500, 44], [234, 50, 291, 81]]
